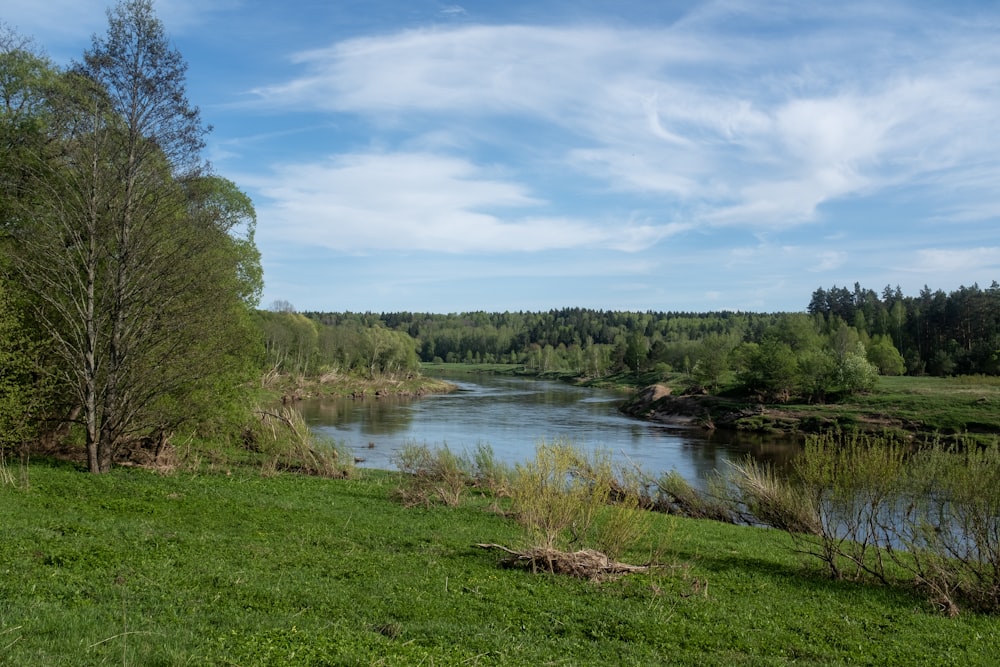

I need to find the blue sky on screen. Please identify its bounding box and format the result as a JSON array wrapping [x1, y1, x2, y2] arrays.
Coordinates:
[[6, 1, 1000, 313]]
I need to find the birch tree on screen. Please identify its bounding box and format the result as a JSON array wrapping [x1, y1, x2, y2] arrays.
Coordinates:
[[7, 1, 260, 472]]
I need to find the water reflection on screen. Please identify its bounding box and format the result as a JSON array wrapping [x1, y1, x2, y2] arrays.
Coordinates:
[[297, 374, 802, 487]]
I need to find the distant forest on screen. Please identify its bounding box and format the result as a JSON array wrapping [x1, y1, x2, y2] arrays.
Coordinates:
[[258, 282, 1000, 394]]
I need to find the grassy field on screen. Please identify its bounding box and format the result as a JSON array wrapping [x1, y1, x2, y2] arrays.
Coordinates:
[[2, 460, 998, 665]]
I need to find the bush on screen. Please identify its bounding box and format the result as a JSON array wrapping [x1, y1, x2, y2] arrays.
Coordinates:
[[788, 434, 907, 582], [392, 442, 473, 507], [897, 441, 1000, 614], [508, 440, 650, 564], [733, 432, 1000, 615]]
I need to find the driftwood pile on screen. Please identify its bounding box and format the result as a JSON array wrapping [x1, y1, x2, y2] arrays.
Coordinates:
[[475, 543, 651, 580]]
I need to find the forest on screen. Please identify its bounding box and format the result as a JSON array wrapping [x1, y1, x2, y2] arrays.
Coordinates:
[[251, 280, 1000, 403]]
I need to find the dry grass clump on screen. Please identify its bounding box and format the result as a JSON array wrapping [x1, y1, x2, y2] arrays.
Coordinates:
[[251, 406, 353, 478], [392, 442, 512, 508], [725, 458, 822, 535], [644, 469, 735, 523]]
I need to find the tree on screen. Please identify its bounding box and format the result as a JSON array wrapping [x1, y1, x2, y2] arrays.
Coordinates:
[[836, 342, 879, 394], [734, 340, 800, 403], [7, 1, 260, 472], [0, 25, 58, 229], [690, 333, 732, 391], [624, 331, 649, 373], [866, 335, 905, 376]]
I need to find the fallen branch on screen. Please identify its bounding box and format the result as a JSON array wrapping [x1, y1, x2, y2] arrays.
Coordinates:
[[475, 543, 652, 579]]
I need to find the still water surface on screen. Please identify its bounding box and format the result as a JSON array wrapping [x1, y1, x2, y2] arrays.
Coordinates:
[[299, 374, 800, 486]]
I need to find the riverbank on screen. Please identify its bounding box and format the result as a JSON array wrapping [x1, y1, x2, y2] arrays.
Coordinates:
[[620, 375, 1000, 443], [2, 461, 997, 664], [265, 369, 456, 404]]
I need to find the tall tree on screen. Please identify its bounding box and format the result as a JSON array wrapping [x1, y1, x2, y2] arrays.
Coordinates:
[[7, 1, 260, 472]]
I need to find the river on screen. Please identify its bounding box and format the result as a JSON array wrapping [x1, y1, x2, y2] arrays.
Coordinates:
[[298, 373, 801, 486]]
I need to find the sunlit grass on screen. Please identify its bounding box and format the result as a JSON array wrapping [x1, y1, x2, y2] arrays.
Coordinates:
[[1, 460, 999, 665]]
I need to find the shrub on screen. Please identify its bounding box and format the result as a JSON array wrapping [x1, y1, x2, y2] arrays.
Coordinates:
[[897, 441, 1000, 614], [392, 442, 473, 507], [788, 434, 907, 582], [507, 440, 651, 565], [734, 432, 1000, 615]]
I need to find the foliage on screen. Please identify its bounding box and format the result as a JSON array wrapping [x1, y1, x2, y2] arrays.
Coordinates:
[[0, 278, 50, 452], [689, 333, 734, 390], [867, 334, 906, 376], [898, 442, 1000, 614], [834, 341, 880, 394], [256, 310, 420, 380], [1, 3, 262, 472], [298, 278, 1000, 390], [810, 281, 1000, 377], [784, 434, 907, 583]]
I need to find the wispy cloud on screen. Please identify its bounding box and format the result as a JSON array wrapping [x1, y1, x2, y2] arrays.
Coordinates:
[[247, 5, 1000, 244], [911, 248, 1000, 274], [20, 0, 996, 311]]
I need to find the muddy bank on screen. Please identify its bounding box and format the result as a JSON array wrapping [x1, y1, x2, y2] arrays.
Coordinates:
[[273, 373, 457, 405], [619, 384, 763, 430], [619, 384, 908, 438]]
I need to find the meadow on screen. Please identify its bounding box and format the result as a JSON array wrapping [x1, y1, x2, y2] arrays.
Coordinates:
[[2, 459, 998, 665]]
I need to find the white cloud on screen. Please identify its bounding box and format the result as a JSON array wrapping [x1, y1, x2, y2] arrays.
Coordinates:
[[812, 251, 848, 272], [911, 248, 1000, 274], [247, 151, 680, 253]]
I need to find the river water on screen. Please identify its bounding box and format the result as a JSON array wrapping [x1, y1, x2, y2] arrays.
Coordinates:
[[298, 374, 800, 486]]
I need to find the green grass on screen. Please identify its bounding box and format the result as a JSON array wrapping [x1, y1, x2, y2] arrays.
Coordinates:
[[764, 375, 1000, 441], [2, 461, 999, 665], [851, 375, 1000, 433]]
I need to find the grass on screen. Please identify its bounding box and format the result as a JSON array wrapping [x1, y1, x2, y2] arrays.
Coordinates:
[[2, 460, 1000, 665], [849, 375, 1000, 433]]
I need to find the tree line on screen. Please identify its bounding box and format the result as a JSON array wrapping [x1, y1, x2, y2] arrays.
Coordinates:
[[288, 280, 998, 402], [808, 282, 1000, 376]]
